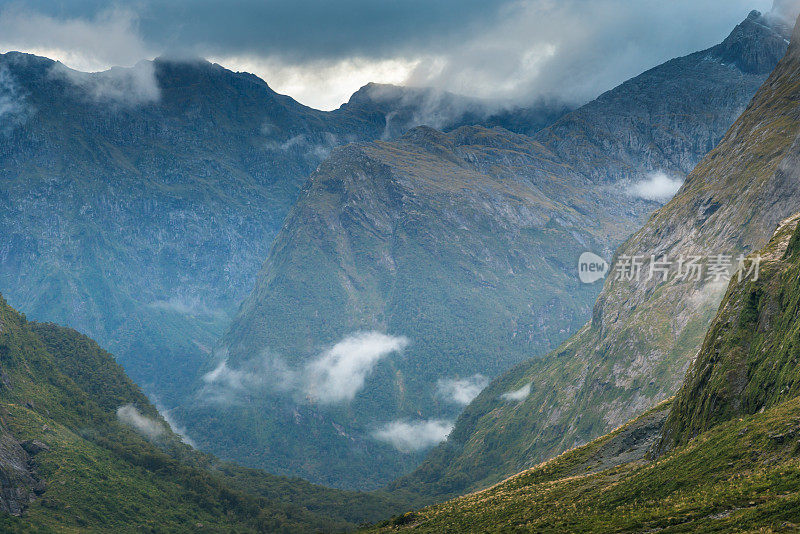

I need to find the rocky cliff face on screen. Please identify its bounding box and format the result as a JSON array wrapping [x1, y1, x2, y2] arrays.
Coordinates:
[[196, 10, 792, 489], [0, 427, 43, 516], [392, 9, 800, 501]]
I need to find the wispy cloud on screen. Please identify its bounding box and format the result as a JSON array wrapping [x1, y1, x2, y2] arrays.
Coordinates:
[[304, 332, 409, 404], [50, 61, 160, 105], [627, 171, 684, 203], [116, 404, 166, 440], [151, 399, 197, 448], [373, 419, 453, 453], [500, 382, 531, 402], [436, 374, 489, 405], [261, 131, 353, 159], [200, 348, 298, 405], [0, 6, 154, 72], [147, 296, 226, 319], [0, 64, 29, 131], [217, 55, 419, 110], [200, 332, 408, 405]]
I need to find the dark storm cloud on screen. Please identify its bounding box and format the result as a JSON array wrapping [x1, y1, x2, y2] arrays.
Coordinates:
[[1, 0, 792, 109], [3, 0, 513, 60]]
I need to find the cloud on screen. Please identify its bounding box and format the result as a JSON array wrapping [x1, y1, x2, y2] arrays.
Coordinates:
[[0, 1, 772, 109], [147, 296, 226, 319], [771, 0, 800, 22], [406, 0, 773, 104], [0, 6, 154, 71], [627, 172, 684, 203], [304, 332, 409, 404], [501, 382, 532, 402], [50, 61, 160, 104], [116, 404, 166, 440], [0, 64, 28, 131], [436, 374, 489, 405], [216, 55, 419, 110], [200, 331, 408, 405], [200, 349, 298, 405], [152, 398, 197, 448], [373, 419, 454, 453], [262, 131, 352, 158], [356, 83, 496, 138]]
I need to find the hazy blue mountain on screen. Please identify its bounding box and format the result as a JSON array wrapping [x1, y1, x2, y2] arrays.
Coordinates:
[[188, 10, 791, 490], [340, 82, 572, 138], [0, 52, 565, 407]]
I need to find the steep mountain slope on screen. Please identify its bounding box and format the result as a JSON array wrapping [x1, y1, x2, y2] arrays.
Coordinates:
[[661, 212, 800, 448], [393, 8, 800, 501], [0, 293, 407, 532], [192, 124, 643, 490], [195, 10, 792, 490], [0, 52, 566, 406], [367, 215, 800, 533]]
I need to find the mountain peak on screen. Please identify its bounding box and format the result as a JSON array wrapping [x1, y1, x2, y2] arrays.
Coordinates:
[[710, 8, 791, 74]]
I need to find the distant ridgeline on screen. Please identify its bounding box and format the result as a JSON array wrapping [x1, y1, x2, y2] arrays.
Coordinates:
[[0, 51, 568, 407]]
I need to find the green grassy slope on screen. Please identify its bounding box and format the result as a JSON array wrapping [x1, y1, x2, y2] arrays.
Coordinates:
[[0, 294, 406, 532], [662, 213, 800, 448], [370, 397, 800, 533], [366, 214, 800, 533]]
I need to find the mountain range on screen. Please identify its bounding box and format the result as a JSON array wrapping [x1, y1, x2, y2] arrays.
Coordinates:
[[364, 14, 800, 527], [369, 212, 800, 532], [3, 3, 800, 532], [185, 8, 793, 490], [0, 51, 567, 407]]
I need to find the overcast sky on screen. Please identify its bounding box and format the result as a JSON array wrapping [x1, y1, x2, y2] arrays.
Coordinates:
[[0, 0, 781, 110]]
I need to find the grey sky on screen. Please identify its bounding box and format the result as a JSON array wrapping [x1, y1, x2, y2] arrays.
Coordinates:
[[0, 0, 779, 109]]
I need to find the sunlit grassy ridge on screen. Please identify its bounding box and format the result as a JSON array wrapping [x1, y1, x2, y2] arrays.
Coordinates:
[[371, 398, 800, 533]]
